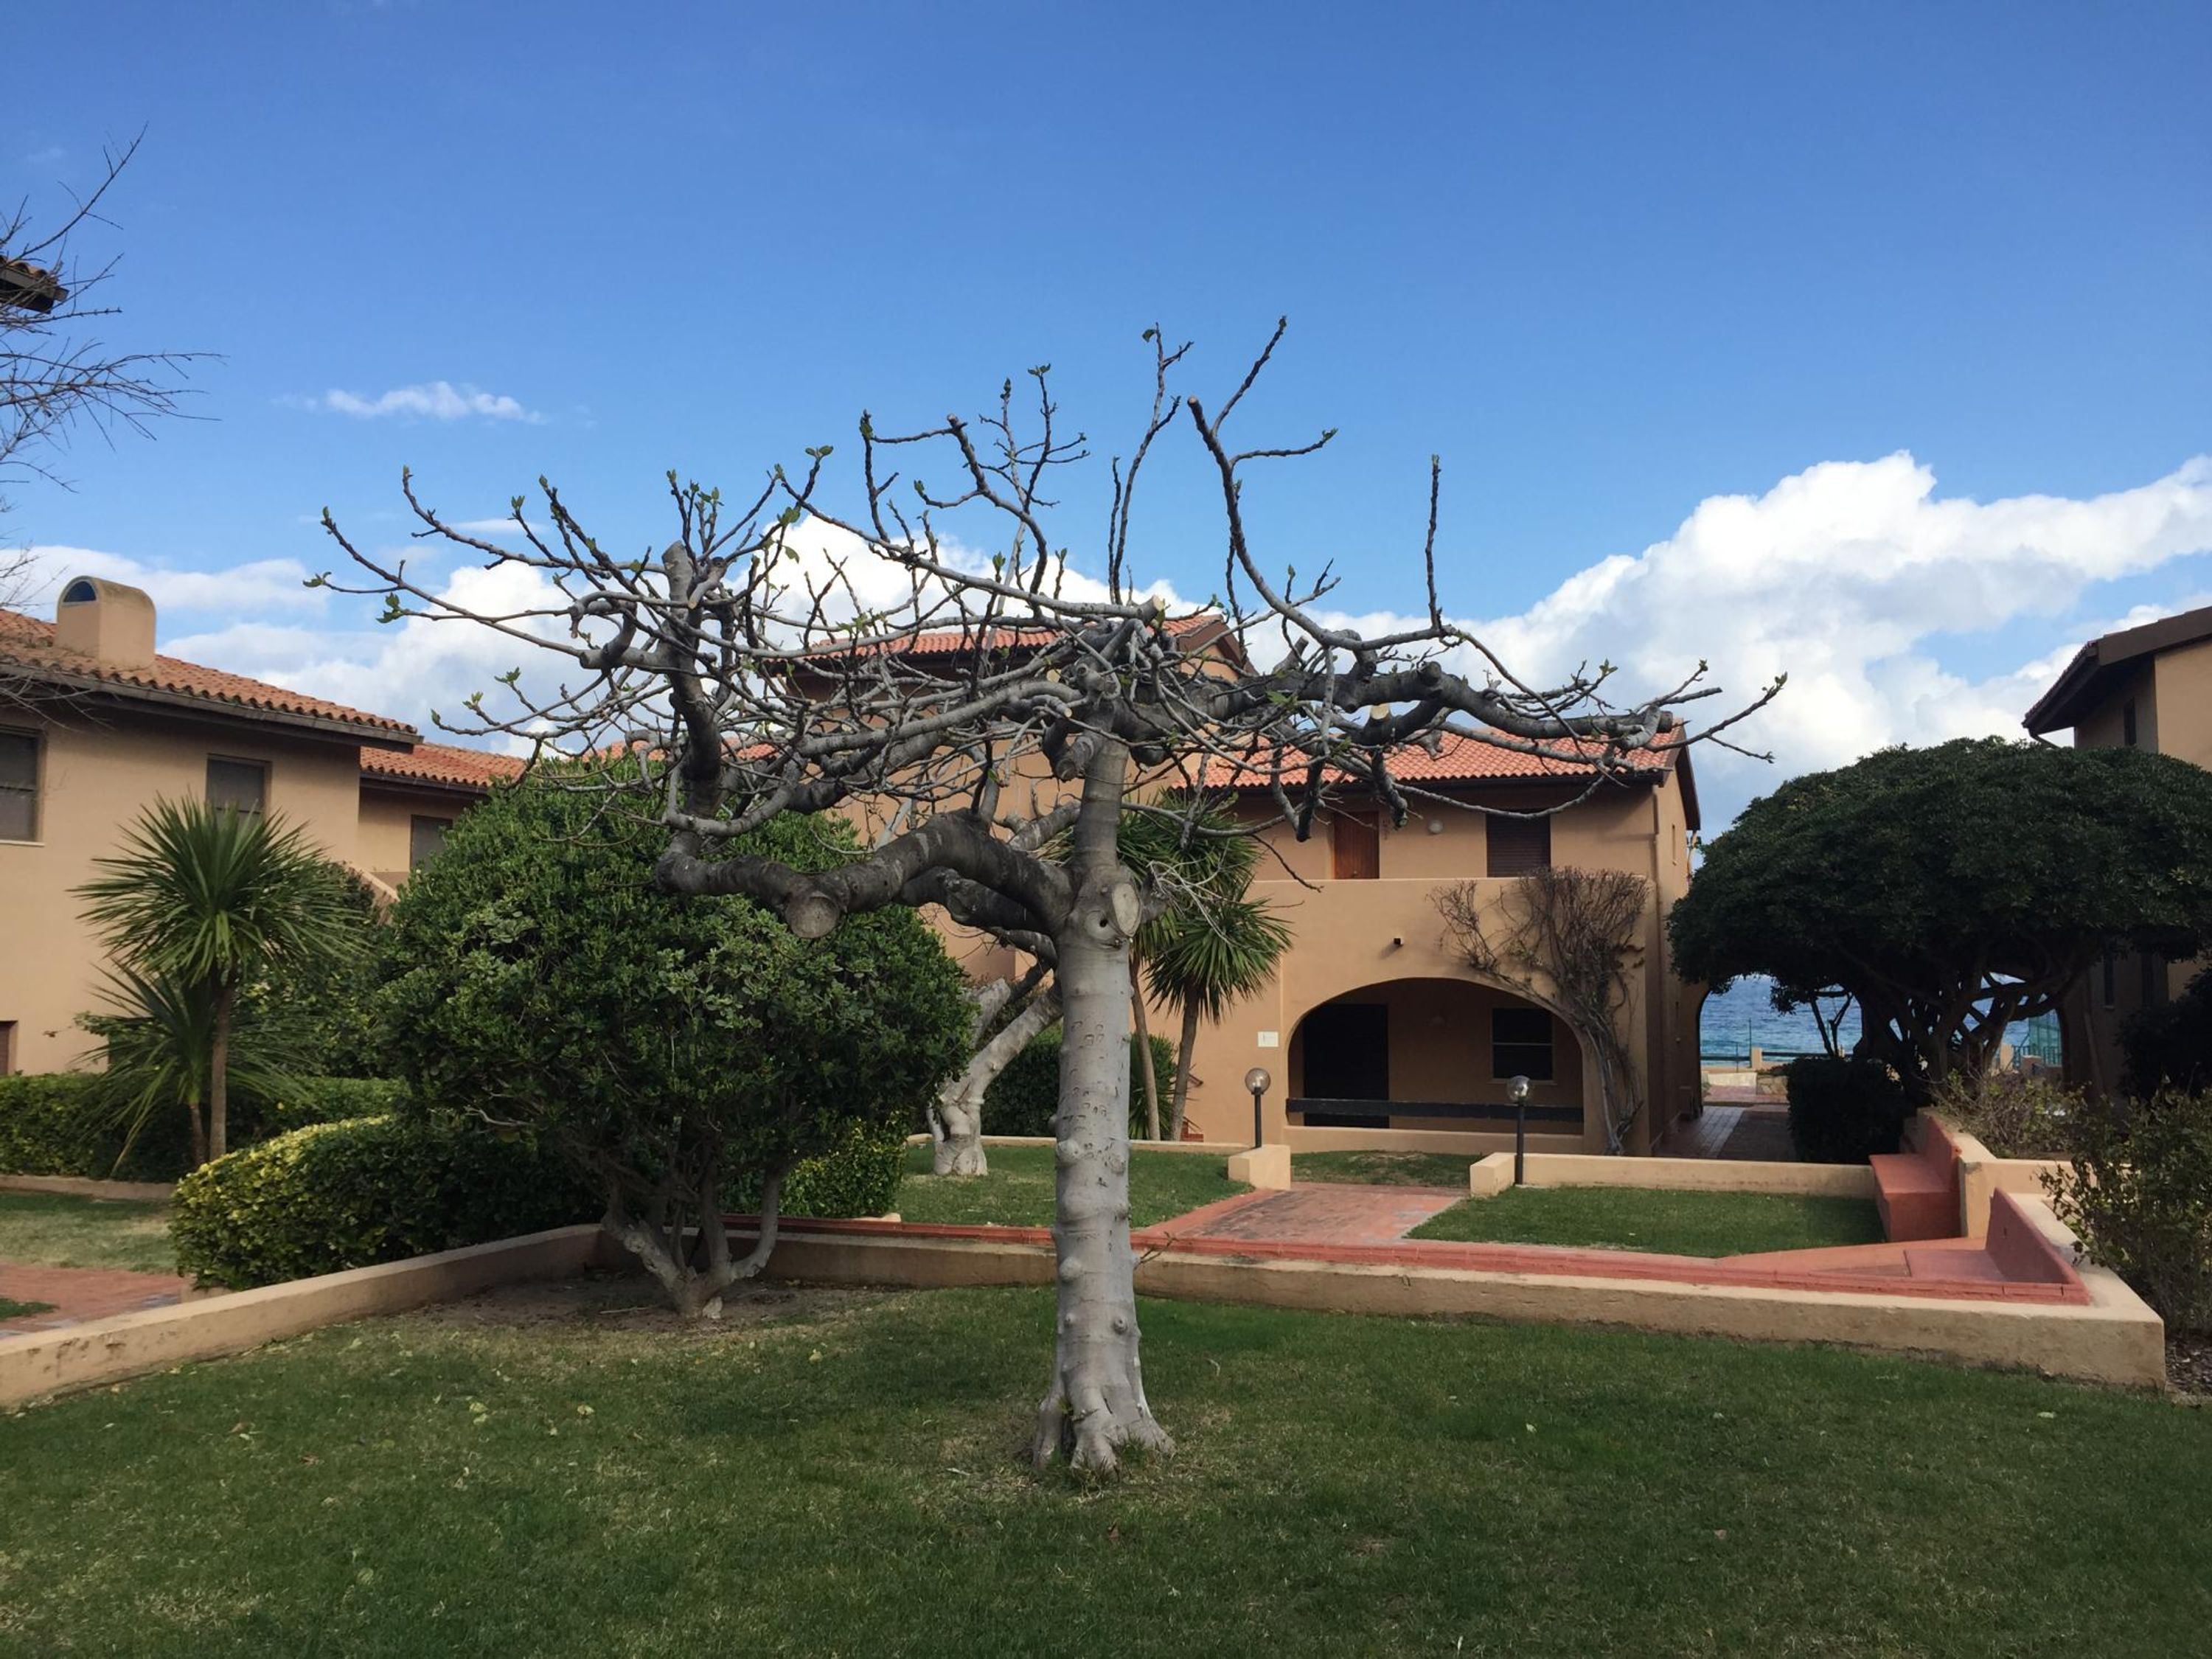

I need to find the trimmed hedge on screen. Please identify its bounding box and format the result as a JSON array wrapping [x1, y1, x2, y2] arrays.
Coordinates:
[[0, 1073, 403, 1182], [172, 1114, 595, 1290], [1783, 1056, 1911, 1164], [983, 1030, 1178, 1139], [2051, 1086, 2212, 1335], [728, 1118, 910, 1220]]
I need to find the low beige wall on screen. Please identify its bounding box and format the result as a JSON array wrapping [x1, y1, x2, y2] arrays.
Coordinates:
[[728, 1214, 2163, 1388], [1507, 1152, 1877, 1198], [1285, 1126, 1585, 1157], [904, 1134, 1226, 1157], [1947, 1128, 2069, 1239], [0, 1225, 608, 1408], [1227, 1144, 1290, 1190], [0, 1174, 176, 1203]]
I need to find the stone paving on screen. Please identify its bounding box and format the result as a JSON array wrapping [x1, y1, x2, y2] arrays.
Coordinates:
[[1169, 1183, 1464, 1247], [0, 1262, 188, 1336]]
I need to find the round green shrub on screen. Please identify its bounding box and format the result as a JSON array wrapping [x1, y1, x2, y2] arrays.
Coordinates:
[[984, 1029, 1176, 1139], [1783, 1056, 1911, 1164], [728, 1118, 910, 1219], [171, 1114, 594, 1290], [0, 1072, 403, 1182]]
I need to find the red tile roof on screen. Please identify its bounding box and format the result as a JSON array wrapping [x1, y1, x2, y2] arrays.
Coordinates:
[[358, 740, 528, 792], [1202, 728, 1681, 790], [0, 608, 417, 740], [796, 611, 1246, 670]]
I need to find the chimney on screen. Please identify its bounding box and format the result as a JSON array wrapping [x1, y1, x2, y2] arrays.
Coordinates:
[[54, 576, 158, 668]]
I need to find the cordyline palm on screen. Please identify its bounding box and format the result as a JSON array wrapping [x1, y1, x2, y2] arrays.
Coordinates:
[[76, 799, 358, 1164], [1121, 799, 1293, 1139]]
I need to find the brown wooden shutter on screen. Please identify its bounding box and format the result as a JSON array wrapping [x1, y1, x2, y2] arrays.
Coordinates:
[[1330, 811, 1380, 880], [1486, 813, 1551, 877]]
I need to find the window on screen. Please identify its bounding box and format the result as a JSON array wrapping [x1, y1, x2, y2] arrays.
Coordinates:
[[1491, 1005, 1555, 1081], [1329, 811, 1379, 880], [0, 731, 38, 841], [206, 757, 267, 815], [2121, 699, 2138, 748], [0, 1020, 15, 1076], [409, 815, 454, 869], [1486, 813, 1551, 877]]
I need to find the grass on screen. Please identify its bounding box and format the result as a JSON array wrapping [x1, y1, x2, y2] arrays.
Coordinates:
[[1293, 1150, 1471, 1186], [894, 1143, 1246, 1228], [0, 1297, 55, 1320], [2, 1281, 2207, 1657], [0, 1191, 176, 1274], [1412, 1185, 1888, 1256]]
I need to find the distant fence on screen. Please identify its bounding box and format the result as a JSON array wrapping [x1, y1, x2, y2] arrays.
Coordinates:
[[1700, 1013, 2064, 1071]]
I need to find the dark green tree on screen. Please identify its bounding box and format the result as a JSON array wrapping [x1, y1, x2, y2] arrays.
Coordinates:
[[377, 768, 970, 1318], [1669, 738, 2212, 1102]]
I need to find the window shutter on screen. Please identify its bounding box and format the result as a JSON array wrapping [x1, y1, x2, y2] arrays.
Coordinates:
[[1486, 813, 1551, 877]]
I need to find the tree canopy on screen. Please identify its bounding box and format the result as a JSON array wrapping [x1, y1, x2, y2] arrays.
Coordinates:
[[376, 768, 971, 1318], [1669, 737, 2212, 1096]]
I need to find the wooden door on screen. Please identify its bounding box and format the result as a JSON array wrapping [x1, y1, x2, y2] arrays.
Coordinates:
[[1331, 811, 1380, 880]]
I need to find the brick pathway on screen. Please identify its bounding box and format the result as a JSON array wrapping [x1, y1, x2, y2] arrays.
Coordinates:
[[0, 1263, 189, 1336], [1172, 1183, 1464, 1247], [1659, 1105, 1797, 1162]]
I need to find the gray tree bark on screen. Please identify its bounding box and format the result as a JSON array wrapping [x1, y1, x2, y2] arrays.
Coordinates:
[[933, 984, 1060, 1175], [1032, 742, 1172, 1472]]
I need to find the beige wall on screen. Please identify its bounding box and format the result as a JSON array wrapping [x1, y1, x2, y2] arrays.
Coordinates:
[[1179, 774, 1695, 1153], [2059, 637, 2212, 1090], [0, 706, 369, 1074], [356, 785, 472, 892]]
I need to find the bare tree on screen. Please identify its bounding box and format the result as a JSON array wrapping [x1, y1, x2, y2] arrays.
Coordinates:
[[318, 324, 1774, 1472], [3, 134, 199, 517], [1436, 868, 1652, 1152]]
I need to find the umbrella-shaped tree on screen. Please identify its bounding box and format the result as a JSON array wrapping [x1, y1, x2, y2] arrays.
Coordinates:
[[76, 799, 362, 1163]]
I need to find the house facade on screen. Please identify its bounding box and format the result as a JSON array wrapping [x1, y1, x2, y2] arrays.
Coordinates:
[[0, 579, 519, 1074], [1175, 734, 1703, 1155], [2023, 601, 2212, 1093]]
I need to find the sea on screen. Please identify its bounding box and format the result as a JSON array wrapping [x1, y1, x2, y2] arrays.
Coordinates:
[[1698, 976, 2060, 1065]]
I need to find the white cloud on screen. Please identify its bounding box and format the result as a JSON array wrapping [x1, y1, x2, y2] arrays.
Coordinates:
[[8, 545, 326, 617], [291, 381, 543, 423]]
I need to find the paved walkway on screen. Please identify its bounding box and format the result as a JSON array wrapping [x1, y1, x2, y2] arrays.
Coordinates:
[[1172, 1183, 1464, 1246], [1658, 1105, 1797, 1161], [0, 1262, 189, 1336]]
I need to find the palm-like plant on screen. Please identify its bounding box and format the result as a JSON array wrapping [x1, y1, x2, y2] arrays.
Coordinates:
[[1121, 799, 1294, 1139], [76, 800, 361, 1162]]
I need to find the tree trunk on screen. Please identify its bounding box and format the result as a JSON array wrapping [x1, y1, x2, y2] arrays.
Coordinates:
[[1130, 958, 1161, 1141], [184, 1097, 206, 1169], [1034, 742, 1171, 1473], [1168, 998, 1202, 1141], [613, 1166, 785, 1320], [207, 981, 234, 1163], [933, 985, 1061, 1176]]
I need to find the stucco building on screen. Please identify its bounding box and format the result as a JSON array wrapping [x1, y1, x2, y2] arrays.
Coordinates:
[[2023, 601, 2212, 1092], [1175, 734, 1703, 1155], [0, 578, 519, 1074]]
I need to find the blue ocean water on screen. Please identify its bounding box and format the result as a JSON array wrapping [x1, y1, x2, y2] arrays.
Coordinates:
[[1697, 977, 2059, 1064]]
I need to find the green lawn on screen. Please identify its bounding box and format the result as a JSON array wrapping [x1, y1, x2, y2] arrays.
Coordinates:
[[1293, 1150, 1471, 1187], [1413, 1186, 1887, 1256], [894, 1144, 1247, 1228], [0, 1297, 55, 1320], [1, 1282, 2205, 1657], [0, 1191, 176, 1274]]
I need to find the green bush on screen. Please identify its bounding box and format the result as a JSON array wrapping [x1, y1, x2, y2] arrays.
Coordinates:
[[1929, 1073, 2081, 1160], [728, 1119, 909, 1220], [0, 1072, 397, 1181], [983, 1029, 1176, 1139], [2121, 967, 2212, 1099], [1784, 1056, 1911, 1164], [2048, 1087, 2212, 1336], [172, 1114, 594, 1290]]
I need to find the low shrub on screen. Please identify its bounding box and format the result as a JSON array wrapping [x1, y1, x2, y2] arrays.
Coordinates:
[[1929, 1073, 2081, 1160], [728, 1119, 909, 1220], [171, 1114, 594, 1290], [982, 1029, 1176, 1139], [0, 1072, 403, 1181], [2048, 1087, 2212, 1335], [1783, 1056, 1911, 1164], [2121, 967, 2212, 1099]]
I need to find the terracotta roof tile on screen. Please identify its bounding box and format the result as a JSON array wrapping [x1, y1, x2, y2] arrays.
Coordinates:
[[359, 740, 528, 791], [1201, 728, 1679, 790], [0, 608, 417, 739]]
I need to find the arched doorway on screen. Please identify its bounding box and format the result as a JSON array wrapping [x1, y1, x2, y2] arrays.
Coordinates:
[[1286, 976, 1585, 1134]]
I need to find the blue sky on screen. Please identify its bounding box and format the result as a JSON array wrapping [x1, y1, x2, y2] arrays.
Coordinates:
[[7, 1, 2211, 821]]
